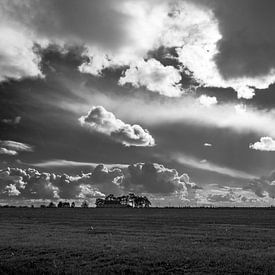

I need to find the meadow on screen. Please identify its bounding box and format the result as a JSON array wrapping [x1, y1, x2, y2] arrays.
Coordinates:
[[0, 208, 274, 274]]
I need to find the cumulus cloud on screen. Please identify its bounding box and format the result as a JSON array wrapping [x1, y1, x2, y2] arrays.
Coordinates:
[[119, 59, 182, 97], [79, 106, 155, 147], [0, 162, 198, 202], [205, 187, 258, 205], [162, 1, 275, 99], [198, 95, 217, 107], [2, 0, 275, 98], [249, 137, 275, 152], [0, 148, 17, 156], [0, 167, 103, 200], [0, 26, 42, 81], [64, 88, 275, 142], [0, 140, 33, 156], [120, 163, 199, 198], [244, 174, 275, 199]]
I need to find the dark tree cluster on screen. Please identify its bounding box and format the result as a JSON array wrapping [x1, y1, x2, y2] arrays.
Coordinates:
[[43, 201, 76, 208], [95, 193, 151, 208]]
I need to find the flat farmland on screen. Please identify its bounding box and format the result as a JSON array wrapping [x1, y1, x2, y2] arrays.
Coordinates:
[[0, 208, 274, 274]]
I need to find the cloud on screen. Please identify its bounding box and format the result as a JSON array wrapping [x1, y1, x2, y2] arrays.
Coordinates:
[[1, 116, 21, 125], [204, 186, 259, 205], [62, 83, 275, 147], [172, 153, 256, 180], [244, 173, 275, 199], [0, 148, 17, 156], [249, 137, 275, 152], [199, 95, 217, 107], [204, 0, 275, 80], [0, 167, 102, 200], [29, 159, 128, 169], [79, 106, 155, 147], [119, 163, 200, 203], [119, 59, 182, 97], [204, 143, 212, 147], [2, 0, 275, 98], [0, 140, 33, 152], [166, 1, 275, 99], [0, 162, 198, 202], [207, 192, 235, 203], [0, 26, 42, 81], [234, 104, 247, 115], [0, 140, 33, 156]]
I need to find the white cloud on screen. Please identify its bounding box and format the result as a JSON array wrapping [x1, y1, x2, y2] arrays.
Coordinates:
[[2, 0, 275, 98], [201, 186, 261, 206], [0, 140, 33, 152], [249, 137, 275, 152], [234, 104, 247, 115], [29, 159, 128, 169], [0, 148, 17, 156], [119, 59, 182, 97], [4, 184, 20, 196], [0, 162, 199, 202], [163, 2, 275, 99], [199, 95, 217, 107], [204, 143, 212, 147], [62, 84, 275, 141], [0, 26, 42, 81], [172, 153, 256, 180], [79, 106, 155, 147]]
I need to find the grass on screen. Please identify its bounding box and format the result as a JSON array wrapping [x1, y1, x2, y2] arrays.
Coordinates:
[[0, 208, 274, 274]]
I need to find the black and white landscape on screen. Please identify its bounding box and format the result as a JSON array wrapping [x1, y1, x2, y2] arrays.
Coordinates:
[[0, 0, 275, 274]]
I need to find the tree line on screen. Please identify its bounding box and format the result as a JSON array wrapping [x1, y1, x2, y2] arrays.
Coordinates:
[[43, 201, 89, 208], [95, 193, 151, 208]]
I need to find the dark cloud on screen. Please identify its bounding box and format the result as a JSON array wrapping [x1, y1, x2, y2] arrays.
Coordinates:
[[120, 162, 199, 196], [79, 106, 155, 147], [1, 0, 129, 49], [198, 0, 275, 79]]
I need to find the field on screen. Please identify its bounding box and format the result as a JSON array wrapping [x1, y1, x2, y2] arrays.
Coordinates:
[[0, 208, 274, 274]]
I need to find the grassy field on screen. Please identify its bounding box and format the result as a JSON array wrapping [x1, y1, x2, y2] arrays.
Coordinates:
[[0, 208, 274, 274]]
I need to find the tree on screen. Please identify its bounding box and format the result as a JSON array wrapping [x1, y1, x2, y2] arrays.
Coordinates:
[[95, 198, 105, 208], [57, 201, 63, 208], [142, 196, 151, 208], [94, 193, 151, 208], [47, 202, 56, 208], [71, 202, 75, 208], [81, 200, 89, 208], [105, 194, 115, 201], [128, 193, 137, 207], [118, 195, 128, 206]]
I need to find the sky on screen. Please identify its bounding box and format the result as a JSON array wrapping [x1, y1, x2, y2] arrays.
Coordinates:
[[1, 0, 275, 207]]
